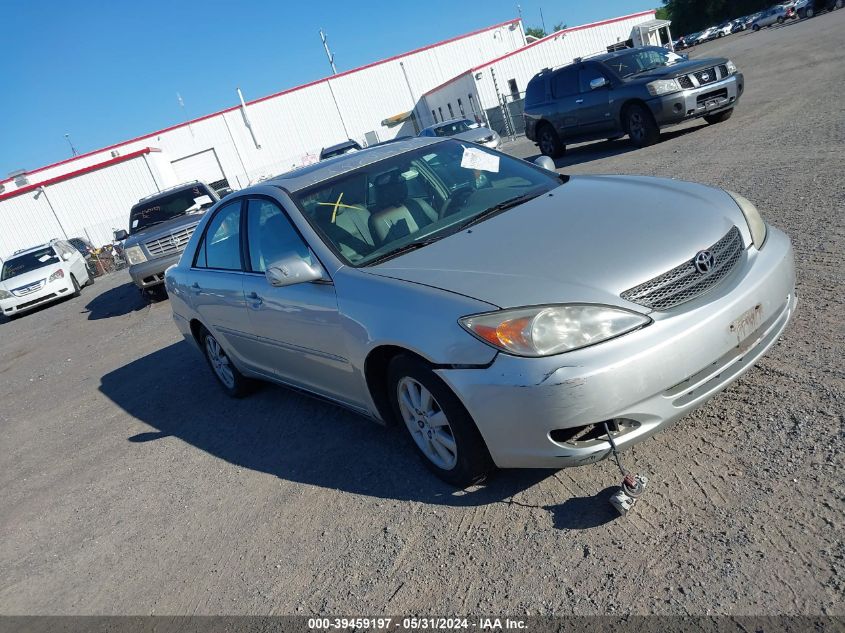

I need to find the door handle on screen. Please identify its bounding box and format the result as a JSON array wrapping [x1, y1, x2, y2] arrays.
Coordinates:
[[247, 291, 263, 306], [575, 99, 584, 104], [190, 282, 200, 294]]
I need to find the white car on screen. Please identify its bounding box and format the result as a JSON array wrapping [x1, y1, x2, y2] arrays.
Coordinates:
[[0, 239, 92, 318]]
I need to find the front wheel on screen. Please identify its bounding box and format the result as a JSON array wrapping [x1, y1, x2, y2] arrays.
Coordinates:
[[806, 7, 814, 16], [625, 104, 660, 147], [777, 16, 785, 23], [752, 24, 761, 31], [70, 274, 81, 298], [536, 124, 565, 158], [388, 355, 493, 487], [704, 109, 734, 124]]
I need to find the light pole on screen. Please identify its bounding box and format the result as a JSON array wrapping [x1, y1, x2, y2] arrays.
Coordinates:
[[34, 187, 68, 240], [64, 133, 78, 156]]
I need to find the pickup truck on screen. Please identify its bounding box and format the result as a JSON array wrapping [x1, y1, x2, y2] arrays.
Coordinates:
[[115, 181, 219, 292], [524, 46, 744, 157]]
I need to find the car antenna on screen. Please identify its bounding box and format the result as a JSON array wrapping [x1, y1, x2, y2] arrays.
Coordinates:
[[602, 420, 649, 516]]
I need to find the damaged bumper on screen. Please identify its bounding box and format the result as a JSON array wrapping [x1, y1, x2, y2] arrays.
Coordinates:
[[435, 226, 795, 468]]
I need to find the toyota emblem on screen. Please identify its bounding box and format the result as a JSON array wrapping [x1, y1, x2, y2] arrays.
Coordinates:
[[694, 250, 716, 274]]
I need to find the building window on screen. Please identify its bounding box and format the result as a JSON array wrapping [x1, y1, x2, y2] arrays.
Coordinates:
[[468, 94, 477, 113], [431, 109, 438, 123], [457, 98, 465, 116], [438, 107, 444, 121], [508, 79, 519, 99], [447, 103, 454, 119]]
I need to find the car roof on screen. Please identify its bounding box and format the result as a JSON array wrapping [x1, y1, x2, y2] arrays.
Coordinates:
[[321, 139, 360, 153], [265, 136, 443, 192], [7, 241, 56, 259], [531, 46, 666, 78]]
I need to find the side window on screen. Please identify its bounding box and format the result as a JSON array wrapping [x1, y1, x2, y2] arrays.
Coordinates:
[[195, 201, 243, 270], [551, 68, 578, 98], [524, 78, 545, 106], [579, 66, 608, 92], [246, 199, 310, 273]]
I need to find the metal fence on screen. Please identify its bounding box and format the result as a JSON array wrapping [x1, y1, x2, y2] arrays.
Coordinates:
[[484, 91, 527, 139]]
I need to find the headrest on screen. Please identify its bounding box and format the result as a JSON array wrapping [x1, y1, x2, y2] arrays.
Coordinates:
[[372, 171, 407, 210]]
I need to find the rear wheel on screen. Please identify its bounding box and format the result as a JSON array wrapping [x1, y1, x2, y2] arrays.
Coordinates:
[[777, 15, 785, 23], [704, 109, 734, 124], [752, 24, 761, 31], [835, 0, 842, 9], [387, 355, 493, 488], [536, 123, 565, 158], [807, 6, 815, 16], [625, 103, 660, 147], [201, 329, 253, 398]]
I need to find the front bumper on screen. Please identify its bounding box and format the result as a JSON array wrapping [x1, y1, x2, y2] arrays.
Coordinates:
[[436, 226, 795, 468], [648, 72, 744, 126], [128, 253, 182, 289], [1, 277, 75, 316]]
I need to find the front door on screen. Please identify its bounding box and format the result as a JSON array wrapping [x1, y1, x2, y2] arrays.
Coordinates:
[[239, 197, 365, 409], [576, 66, 616, 137]]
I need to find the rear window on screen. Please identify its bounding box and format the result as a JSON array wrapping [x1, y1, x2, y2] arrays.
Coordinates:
[[524, 77, 546, 107], [129, 184, 215, 235], [1, 247, 60, 281]]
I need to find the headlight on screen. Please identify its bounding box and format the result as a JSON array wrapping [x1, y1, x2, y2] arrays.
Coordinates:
[[125, 245, 147, 265], [48, 269, 65, 282], [726, 60, 738, 74], [726, 190, 767, 249], [0, 289, 11, 300], [459, 304, 650, 357], [646, 78, 682, 96]]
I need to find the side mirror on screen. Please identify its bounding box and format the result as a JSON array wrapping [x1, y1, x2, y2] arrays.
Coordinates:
[[265, 253, 324, 288], [589, 77, 609, 90], [533, 156, 557, 172], [114, 229, 128, 241]]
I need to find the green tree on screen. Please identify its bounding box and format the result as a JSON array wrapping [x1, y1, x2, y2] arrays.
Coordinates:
[[525, 26, 546, 39], [552, 21, 567, 32], [659, 0, 773, 35]]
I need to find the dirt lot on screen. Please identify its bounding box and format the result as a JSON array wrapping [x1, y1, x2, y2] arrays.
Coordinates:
[[1, 13, 843, 617]]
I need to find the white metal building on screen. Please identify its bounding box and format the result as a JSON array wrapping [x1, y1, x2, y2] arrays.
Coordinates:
[[0, 10, 657, 257], [422, 10, 657, 133]]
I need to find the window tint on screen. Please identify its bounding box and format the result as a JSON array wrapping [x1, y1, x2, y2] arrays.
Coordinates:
[[551, 68, 578, 98], [524, 77, 546, 106], [579, 66, 608, 92], [196, 201, 242, 270], [246, 199, 311, 273]]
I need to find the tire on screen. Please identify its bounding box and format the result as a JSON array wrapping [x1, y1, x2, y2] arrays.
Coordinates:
[[704, 108, 734, 124], [835, 0, 842, 9], [536, 123, 565, 158], [387, 354, 494, 488], [777, 16, 785, 23], [807, 7, 814, 17], [625, 103, 660, 147], [70, 274, 81, 298], [200, 328, 253, 398], [752, 24, 760, 31]]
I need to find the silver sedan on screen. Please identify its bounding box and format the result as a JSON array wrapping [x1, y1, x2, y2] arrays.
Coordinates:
[[165, 138, 796, 487]]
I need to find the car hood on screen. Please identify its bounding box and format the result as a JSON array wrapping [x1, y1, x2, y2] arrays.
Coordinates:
[[366, 175, 747, 312], [453, 128, 497, 143], [124, 209, 207, 249], [0, 262, 63, 292], [623, 57, 729, 82]]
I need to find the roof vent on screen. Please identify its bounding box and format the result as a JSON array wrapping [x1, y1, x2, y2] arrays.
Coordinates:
[[111, 150, 120, 158], [8, 169, 29, 187]]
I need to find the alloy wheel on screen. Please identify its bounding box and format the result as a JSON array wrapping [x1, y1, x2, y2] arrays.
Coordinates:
[[539, 130, 554, 155], [205, 335, 235, 389], [397, 377, 458, 470], [628, 112, 645, 141]]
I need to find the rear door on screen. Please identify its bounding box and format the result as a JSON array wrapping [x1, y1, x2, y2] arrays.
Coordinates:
[[575, 64, 616, 137], [548, 67, 580, 139]]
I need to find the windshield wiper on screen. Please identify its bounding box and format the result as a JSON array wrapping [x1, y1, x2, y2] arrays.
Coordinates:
[[366, 236, 442, 266], [456, 190, 545, 231]]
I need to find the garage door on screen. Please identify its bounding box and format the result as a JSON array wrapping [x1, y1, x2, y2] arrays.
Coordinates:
[[171, 149, 225, 186]]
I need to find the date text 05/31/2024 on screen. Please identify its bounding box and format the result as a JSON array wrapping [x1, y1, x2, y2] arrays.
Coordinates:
[[307, 617, 528, 630]]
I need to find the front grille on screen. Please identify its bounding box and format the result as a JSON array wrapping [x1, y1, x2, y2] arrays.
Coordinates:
[[621, 226, 745, 311], [12, 279, 46, 296], [145, 224, 197, 257], [718, 64, 729, 77], [693, 67, 719, 86], [697, 88, 729, 106], [678, 75, 694, 89]]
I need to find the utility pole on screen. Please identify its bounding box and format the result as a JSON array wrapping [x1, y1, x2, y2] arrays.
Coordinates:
[[517, 4, 522, 21], [319, 29, 338, 75], [540, 7, 547, 35], [64, 134, 78, 157], [177, 92, 195, 137]]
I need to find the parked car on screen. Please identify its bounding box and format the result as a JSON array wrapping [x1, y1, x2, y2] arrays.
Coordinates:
[[796, 0, 842, 17], [750, 6, 791, 29], [524, 46, 744, 156], [165, 137, 796, 487], [730, 18, 748, 33], [418, 118, 501, 149], [695, 26, 719, 43], [114, 181, 219, 292], [684, 31, 702, 46], [319, 140, 362, 161], [715, 21, 734, 36], [0, 239, 92, 318]]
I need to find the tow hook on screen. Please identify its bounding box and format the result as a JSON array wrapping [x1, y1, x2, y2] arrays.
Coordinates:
[[603, 420, 648, 516]]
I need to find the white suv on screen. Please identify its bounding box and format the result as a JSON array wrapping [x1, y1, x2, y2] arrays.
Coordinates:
[[0, 239, 92, 318]]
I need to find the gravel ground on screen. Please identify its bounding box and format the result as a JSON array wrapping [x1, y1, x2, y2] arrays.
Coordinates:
[[1, 13, 843, 617]]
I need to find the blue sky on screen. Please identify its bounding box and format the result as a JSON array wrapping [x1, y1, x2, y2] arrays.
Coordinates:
[[1, 0, 658, 174]]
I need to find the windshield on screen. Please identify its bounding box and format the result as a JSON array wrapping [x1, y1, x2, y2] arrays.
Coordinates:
[[293, 140, 562, 267], [128, 184, 214, 235], [1, 247, 60, 281], [602, 48, 685, 78], [431, 120, 477, 137]]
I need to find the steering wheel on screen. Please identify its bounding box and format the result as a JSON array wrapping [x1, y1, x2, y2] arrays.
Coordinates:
[[439, 184, 474, 219]]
